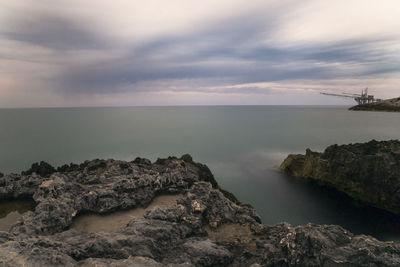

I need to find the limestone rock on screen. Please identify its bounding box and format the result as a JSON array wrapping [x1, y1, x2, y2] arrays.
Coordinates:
[[0, 154, 399, 266], [281, 140, 400, 214]]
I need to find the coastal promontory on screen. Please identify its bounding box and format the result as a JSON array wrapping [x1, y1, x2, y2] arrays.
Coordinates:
[[0, 155, 399, 266], [281, 140, 400, 215], [350, 97, 400, 112]]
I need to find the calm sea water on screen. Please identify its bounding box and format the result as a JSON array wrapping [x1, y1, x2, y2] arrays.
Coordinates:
[[1, 106, 400, 240]]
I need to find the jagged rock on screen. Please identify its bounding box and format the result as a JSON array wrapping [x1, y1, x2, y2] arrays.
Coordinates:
[[56, 163, 80, 173], [22, 161, 56, 177], [131, 157, 152, 165], [1, 155, 399, 266], [281, 140, 400, 215], [0, 172, 46, 199]]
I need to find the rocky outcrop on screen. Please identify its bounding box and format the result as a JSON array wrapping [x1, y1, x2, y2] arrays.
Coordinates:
[[350, 97, 400, 112], [281, 140, 400, 215], [22, 161, 56, 178], [1, 155, 400, 266]]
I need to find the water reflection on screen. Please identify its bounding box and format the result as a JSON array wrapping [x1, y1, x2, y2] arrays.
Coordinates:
[[215, 157, 400, 242]]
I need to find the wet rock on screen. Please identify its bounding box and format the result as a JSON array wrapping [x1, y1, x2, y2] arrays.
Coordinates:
[[0, 155, 399, 266], [281, 140, 400, 214]]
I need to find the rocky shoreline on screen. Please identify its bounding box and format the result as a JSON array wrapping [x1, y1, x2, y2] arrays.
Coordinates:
[[1, 155, 400, 266], [281, 140, 400, 215], [349, 97, 400, 112]]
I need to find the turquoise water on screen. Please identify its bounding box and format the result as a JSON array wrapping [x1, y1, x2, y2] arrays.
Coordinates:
[[1, 106, 399, 240]]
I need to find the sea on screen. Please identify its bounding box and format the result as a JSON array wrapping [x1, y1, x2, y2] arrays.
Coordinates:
[[1, 105, 399, 241]]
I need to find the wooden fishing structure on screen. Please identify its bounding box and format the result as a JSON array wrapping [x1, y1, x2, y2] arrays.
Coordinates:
[[321, 88, 381, 104]]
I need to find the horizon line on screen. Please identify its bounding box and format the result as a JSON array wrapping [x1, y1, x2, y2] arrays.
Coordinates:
[[0, 104, 352, 109]]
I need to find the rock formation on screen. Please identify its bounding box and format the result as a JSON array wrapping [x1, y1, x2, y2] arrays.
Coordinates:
[[1, 155, 399, 266], [281, 140, 400, 215], [350, 97, 400, 112]]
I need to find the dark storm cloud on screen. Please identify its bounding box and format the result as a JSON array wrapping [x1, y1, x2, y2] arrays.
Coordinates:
[[1, 12, 110, 50]]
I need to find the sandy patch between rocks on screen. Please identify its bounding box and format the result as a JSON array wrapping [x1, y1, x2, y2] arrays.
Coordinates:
[[0, 200, 35, 231], [70, 194, 181, 232]]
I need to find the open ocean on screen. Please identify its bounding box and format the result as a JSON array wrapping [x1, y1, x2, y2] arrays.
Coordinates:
[[1, 105, 400, 240]]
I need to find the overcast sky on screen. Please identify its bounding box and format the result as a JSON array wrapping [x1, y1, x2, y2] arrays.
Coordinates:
[[1, 0, 399, 107]]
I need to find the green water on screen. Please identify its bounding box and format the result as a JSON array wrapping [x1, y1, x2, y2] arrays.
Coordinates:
[[0, 106, 399, 240]]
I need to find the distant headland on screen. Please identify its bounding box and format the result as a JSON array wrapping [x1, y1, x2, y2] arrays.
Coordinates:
[[350, 96, 400, 112]]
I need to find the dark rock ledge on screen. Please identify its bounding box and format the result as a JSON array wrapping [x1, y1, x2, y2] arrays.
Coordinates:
[[281, 140, 400, 215], [1, 155, 399, 266]]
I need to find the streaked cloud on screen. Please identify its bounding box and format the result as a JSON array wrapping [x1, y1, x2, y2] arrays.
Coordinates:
[[0, 0, 399, 107]]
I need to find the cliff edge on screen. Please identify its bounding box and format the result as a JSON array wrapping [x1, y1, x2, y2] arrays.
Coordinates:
[[281, 140, 400, 215]]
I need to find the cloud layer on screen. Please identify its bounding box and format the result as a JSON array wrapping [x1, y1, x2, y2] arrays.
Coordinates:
[[1, 0, 399, 107]]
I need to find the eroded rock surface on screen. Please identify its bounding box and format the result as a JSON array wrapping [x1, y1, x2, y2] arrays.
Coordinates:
[[70, 194, 182, 232], [281, 140, 400, 215], [1, 155, 399, 266]]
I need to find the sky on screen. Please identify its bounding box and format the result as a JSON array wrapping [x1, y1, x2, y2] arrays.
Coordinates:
[[0, 0, 399, 107]]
